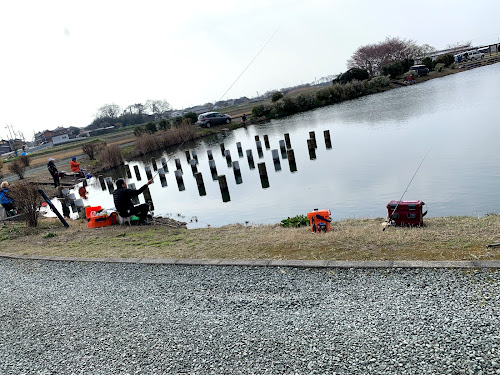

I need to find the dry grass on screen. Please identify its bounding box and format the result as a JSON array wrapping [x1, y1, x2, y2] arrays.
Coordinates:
[[1, 215, 499, 261]]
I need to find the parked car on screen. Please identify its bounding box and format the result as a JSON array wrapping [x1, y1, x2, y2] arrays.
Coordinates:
[[463, 50, 485, 61], [409, 65, 429, 77], [197, 112, 232, 128]]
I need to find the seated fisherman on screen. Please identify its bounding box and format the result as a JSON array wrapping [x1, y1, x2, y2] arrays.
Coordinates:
[[0, 181, 16, 212], [70, 157, 85, 177], [113, 178, 153, 225]]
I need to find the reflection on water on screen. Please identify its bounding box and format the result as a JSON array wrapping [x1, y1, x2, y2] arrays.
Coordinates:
[[52, 64, 500, 228]]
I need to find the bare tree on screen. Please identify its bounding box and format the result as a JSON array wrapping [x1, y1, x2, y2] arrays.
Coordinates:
[[96, 104, 121, 122], [348, 36, 430, 76], [124, 103, 146, 115], [145, 99, 171, 120]]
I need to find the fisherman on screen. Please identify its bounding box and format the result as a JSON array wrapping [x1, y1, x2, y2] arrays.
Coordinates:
[[70, 157, 85, 177], [47, 158, 60, 187], [0, 181, 16, 213], [113, 178, 154, 225], [241, 113, 247, 125]]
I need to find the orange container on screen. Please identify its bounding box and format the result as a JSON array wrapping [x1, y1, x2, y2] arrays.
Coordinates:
[[307, 209, 332, 233], [87, 212, 119, 228], [85, 206, 102, 219]]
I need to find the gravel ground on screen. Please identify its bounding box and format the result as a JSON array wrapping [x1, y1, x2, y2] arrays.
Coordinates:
[[0, 259, 498, 375]]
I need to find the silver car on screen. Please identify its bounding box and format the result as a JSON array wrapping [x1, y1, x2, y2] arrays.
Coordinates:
[[197, 112, 232, 128]]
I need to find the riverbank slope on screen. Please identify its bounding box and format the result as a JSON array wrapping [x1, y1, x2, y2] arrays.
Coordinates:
[[1, 215, 499, 261]]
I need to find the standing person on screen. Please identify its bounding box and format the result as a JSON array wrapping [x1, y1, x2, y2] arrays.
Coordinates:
[[241, 113, 247, 125], [0, 181, 16, 212], [113, 178, 154, 225], [70, 157, 84, 177], [47, 158, 60, 187]]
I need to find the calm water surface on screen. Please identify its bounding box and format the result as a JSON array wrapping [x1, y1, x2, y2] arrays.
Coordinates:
[[61, 64, 500, 228]]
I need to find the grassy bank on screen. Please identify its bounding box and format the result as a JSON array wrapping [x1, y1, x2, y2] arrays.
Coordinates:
[[1, 215, 499, 261]]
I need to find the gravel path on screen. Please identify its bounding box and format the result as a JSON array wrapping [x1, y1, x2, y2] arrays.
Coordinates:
[[1, 259, 498, 374]]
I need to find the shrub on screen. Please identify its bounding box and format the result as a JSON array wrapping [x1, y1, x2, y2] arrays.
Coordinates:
[[19, 155, 31, 167], [271, 91, 284, 102], [251, 103, 274, 119], [328, 84, 344, 103], [316, 87, 331, 103], [281, 214, 309, 228], [82, 141, 105, 160], [10, 181, 43, 227], [98, 144, 124, 169], [134, 126, 145, 137], [8, 161, 25, 179], [421, 57, 435, 70], [370, 75, 390, 87], [158, 118, 169, 130], [133, 134, 161, 156], [145, 122, 157, 134], [294, 93, 319, 112], [434, 63, 445, 72], [161, 124, 196, 148], [183, 112, 198, 124], [172, 116, 184, 127], [181, 118, 192, 127], [434, 54, 454, 67], [334, 67, 369, 84]]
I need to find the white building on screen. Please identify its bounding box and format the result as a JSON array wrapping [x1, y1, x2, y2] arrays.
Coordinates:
[[52, 134, 70, 145]]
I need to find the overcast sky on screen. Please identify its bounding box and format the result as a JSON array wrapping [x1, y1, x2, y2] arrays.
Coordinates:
[[1, 0, 498, 140]]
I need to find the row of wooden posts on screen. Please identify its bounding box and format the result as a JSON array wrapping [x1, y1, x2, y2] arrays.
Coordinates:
[[96, 130, 332, 203]]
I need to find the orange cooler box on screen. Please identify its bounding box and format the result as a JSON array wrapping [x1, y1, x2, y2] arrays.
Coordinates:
[[87, 211, 118, 228], [307, 209, 332, 232]]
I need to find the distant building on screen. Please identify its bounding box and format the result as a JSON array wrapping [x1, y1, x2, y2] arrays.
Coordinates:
[[52, 134, 70, 145], [0, 140, 12, 154]]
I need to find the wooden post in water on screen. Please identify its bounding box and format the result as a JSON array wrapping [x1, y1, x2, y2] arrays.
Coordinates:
[[191, 150, 198, 163], [82, 179, 87, 187], [287, 149, 297, 172], [255, 135, 260, 142], [246, 149, 255, 169], [175, 158, 182, 172], [272, 149, 281, 171], [284, 133, 291, 149], [105, 177, 114, 193], [194, 172, 206, 196], [185, 150, 191, 162], [233, 161, 242, 184], [145, 166, 153, 181], [125, 164, 132, 179], [189, 159, 197, 173], [158, 168, 167, 187], [207, 150, 213, 160], [256, 141, 263, 158], [324, 130, 332, 149], [263, 135, 270, 149], [309, 131, 317, 148], [98, 175, 106, 190], [236, 142, 243, 157], [134, 165, 141, 180], [220, 143, 225, 156], [128, 183, 140, 205], [143, 188, 154, 211], [160, 158, 168, 173], [258, 162, 270, 188], [174, 169, 185, 191], [151, 157, 157, 171], [218, 174, 230, 202], [224, 149, 232, 164], [279, 140, 287, 159], [209, 159, 217, 176], [307, 139, 317, 160]]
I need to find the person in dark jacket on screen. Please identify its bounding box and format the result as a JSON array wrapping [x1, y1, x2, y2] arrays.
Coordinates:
[[47, 158, 60, 187], [113, 178, 153, 224], [0, 181, 16, 212]]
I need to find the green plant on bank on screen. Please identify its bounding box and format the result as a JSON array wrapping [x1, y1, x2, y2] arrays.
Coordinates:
[[253, 76, 390, 121], [281, 214, 309, 228], [434, 63, 445, 72], [43, 232, 58, 238]]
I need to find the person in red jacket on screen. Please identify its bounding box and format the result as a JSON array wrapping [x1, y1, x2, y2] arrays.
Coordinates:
[[70, 157, 84, 177]]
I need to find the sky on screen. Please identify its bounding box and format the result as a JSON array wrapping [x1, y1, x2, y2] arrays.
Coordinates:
[[1, 0, 499, 140]]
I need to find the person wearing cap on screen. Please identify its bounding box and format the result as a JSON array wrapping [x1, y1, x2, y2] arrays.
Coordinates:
[[47, 158, 60, 187], [70, 157, 84, 177], [113, 178, 154, 225]]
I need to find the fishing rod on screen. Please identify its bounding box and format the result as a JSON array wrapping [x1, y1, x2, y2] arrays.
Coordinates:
[[150, 28, 279, 181], [383, 146, 432, 232]]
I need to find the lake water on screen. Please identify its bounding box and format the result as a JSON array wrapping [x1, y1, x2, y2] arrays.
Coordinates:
[[60, 63, 500, 228]]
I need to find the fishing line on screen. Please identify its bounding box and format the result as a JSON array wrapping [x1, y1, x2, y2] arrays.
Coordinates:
[[383, 146, 432, 232], [217, 27, 280, 104]]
